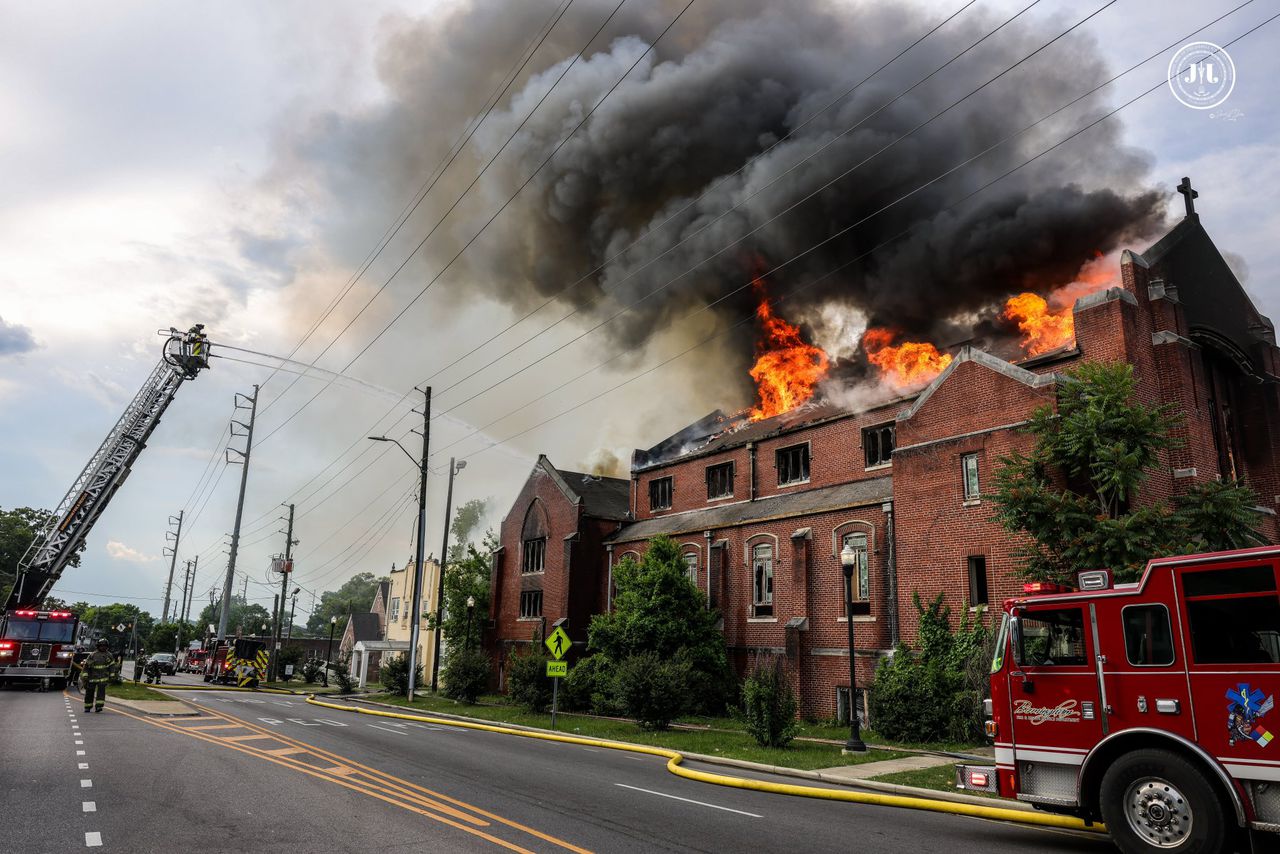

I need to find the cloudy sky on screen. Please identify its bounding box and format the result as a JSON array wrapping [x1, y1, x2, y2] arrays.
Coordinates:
[[2, 0, 1276, 624]]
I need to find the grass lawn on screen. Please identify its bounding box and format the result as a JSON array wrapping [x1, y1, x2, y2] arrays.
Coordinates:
[[869, 762, 999, 798], [99, 682, 176, 702], [366, 692, 895, 771]]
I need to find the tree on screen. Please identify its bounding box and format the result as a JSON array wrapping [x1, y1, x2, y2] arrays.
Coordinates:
[[0, 506, 86, 604], [306, 572, 386, 634], [994, 362, 1265, 584], [80, 603, 154, 654], [587, 535, 732, 715], [194, 597, 271, 638], [147, 622, 181, 654], [435, 532, 495, 654]]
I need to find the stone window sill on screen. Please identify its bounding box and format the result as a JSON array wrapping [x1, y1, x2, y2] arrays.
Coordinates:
[[516, 616, 542, 622], [963, 498, 981, 507], [836, 615, 877, 623], [747, 616, 778, 623], [864, 462, 892, 472]]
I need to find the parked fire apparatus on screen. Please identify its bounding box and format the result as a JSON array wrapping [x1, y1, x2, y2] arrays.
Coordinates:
[[0, 608, 80, 689], [957, 545, 1280, 853], [203, 638, 267, 687], [0, 327, 209, 685]]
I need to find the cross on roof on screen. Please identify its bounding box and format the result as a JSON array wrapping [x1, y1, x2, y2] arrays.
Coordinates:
[[1177, 176, 1198, 218]]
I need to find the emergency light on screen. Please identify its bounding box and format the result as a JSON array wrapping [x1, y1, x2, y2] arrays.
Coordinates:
[[1077, 569, 1113, 591], [1022, 581, 1067, 595]]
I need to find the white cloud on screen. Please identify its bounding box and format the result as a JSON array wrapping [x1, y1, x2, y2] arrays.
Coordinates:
[[105, 540, 159, 564]]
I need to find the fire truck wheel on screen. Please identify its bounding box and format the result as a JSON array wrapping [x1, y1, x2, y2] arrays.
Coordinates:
[[1099, 749, 1227, 854]]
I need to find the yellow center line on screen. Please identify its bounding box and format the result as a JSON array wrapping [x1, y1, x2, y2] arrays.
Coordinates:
[[98, 697, 583, 853], [195, 699, 594, 854]]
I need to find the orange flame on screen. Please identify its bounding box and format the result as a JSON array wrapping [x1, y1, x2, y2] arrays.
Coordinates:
[[862, 327, 952, 387], [748, 281, 830, 421], [1003, 252, 1116, 356], [1003, 293, 1074, 356]]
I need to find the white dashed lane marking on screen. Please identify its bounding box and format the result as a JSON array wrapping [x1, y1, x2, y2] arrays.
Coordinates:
[[78, 763, 89, 770], [85, 831, 102, 847], [80, 779, 92, 788], [75, 740, 83, 745], [76, 750, 86, 756], [82, 802, 96, 813], [368, 724, 407, 735]]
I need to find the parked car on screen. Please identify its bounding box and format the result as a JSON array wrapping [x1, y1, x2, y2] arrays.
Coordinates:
[[149, 652, 177, 675]]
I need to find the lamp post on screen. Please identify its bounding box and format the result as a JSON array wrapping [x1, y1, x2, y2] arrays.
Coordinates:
[[431, 458, 466, 692], [465, 595, 476, 651], [286, 587, 299, 641], [840, 542, 867, 752], [325, 615, 337, 687], [370, 386, 431, 700]]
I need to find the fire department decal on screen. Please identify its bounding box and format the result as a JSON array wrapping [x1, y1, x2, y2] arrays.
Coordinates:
[[1013, 699, 1081, 725], [1226, 683, 1274, 748]]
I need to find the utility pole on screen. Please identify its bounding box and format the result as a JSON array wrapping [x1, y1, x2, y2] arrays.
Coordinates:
[[174, 558, 193, 656], [410, 388, 430, 700], [182, 556, 198, 628], [271, 503, 296, 680], [286, 587, 299, 641], [160, 510, 184, 623], [217, 385, 258, 642], [430, 457, 466, 693]]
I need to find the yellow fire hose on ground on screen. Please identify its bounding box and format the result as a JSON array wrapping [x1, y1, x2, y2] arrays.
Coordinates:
[[299, 694, 1106, 836]]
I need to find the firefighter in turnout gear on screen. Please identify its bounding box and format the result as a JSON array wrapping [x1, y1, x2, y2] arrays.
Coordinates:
[[82, 639, 115, 713]]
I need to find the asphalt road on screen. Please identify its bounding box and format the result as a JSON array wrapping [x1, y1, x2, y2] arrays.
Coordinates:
[[1, 679, 1117, 854]]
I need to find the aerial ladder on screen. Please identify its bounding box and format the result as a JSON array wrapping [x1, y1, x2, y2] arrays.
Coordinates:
[[4, 326, 211, 609]]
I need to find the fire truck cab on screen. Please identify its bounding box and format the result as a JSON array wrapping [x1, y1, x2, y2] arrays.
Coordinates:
[[0, 608, 80, 690], [958, 546, 1280, 853]]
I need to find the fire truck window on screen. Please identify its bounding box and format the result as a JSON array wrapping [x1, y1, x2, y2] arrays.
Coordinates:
[[1122, 605, 1175, 666], [1181, 564, 1280, 665], [1017, 608, 1087, 667], [1185, 597, 1280, 665], [6, 619, 42, 641]]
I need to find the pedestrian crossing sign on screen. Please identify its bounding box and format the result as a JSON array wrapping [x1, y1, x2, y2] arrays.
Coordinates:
[[546, 661, 567, 678], [545, 626, 570, 660]]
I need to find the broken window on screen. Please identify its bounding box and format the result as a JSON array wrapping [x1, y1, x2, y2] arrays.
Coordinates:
[[962, 453, 980, 500], [967, 555, 988, 606], [842, 532, 869, 610], [863, 423, 895, 468], [522, 538, 546, 574], [752, 543, 774, 617], [519, 590, 543, 619], [649, 476, 673, 510], [683, 552, 699, 586], [706, 461, 734, 499], [776, 444, 810, 485]]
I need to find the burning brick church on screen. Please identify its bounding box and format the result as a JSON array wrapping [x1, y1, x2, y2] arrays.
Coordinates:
[[488, 184, 1279, 719]]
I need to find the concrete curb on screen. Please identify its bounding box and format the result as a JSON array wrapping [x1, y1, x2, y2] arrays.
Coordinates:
[[344, 696, 1019, 811]]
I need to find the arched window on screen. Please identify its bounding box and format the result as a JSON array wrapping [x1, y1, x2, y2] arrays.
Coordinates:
[[842, 532, 869, 610], [752, 543, 774, 617]]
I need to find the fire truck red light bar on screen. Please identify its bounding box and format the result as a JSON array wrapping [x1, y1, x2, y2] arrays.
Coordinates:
[[1022, 582, 1067, 594]]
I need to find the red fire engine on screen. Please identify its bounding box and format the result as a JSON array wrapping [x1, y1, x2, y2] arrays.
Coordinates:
[[0, 608, 80, 690], [957, 545, 1280, 853]]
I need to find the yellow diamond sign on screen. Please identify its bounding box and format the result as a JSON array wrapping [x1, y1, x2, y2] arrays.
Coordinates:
[[545, 626, 571, 660]]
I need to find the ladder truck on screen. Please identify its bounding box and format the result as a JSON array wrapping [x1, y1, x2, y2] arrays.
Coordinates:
[[0, 327, 210, 689]]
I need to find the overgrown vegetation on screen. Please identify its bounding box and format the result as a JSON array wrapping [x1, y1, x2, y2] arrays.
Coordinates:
[[442, 645, 490, 703], [506, 645, 553, 712], [741, 654, 799, 748], [994, 361, 1263, 584], [301, 658, 324, 684], [870, 593, 989, 743], [583, 536, 733, 723], [277, 644, 303, 683], [330, 657, 356, 694], [379, 653, 423, 695]]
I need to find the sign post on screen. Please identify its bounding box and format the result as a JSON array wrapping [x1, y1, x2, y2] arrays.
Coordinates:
[[544, 625, 571, 729]]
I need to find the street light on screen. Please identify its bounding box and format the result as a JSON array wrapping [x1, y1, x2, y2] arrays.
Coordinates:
[[840, 542, 867, 753], [325, 615, 338, 688], [465, 595, 476, 651], [286, 587, 300, 642], [370, 393, 430, 701], [431, 458, 466, 692]]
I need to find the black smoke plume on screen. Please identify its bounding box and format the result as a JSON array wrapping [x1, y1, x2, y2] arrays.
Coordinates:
[[263, 0, 1166, 395]]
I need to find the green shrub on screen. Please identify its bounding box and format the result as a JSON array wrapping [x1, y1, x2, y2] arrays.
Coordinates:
[[506, 646, 552, 712], [277, 644, 303, 683], [869, 593, 988, 743], [560, 653, 624, 715], [330, 657, 356, 694], [742, 655, 799, 748], [614, 651, 692, 731], [442, 646, 490, 703], [302, 658, 323, 684], [379, 653, 424, 696]]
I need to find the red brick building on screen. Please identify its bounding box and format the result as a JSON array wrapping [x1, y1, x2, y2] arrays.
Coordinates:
[[487, 456, 629, 688], [490, 200, 1280, 719]]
